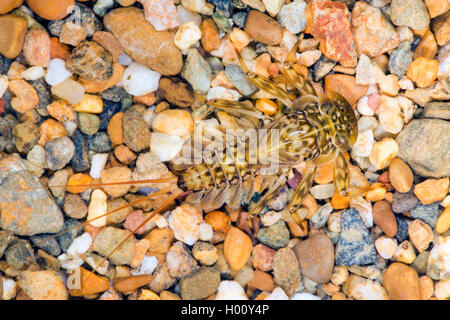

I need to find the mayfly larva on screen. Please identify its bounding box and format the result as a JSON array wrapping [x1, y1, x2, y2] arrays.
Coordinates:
[[24, 34, 376, 274]]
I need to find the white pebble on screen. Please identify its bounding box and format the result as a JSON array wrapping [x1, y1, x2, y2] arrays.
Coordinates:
[[150, 132, 184, 162], [45, 59, 72, 86], [435, 279, 450, 300], [207, 86, 240, 101], [2, 278, 17, 300], [117, 52, 133, 66], [0, 75, 8, 98], [375, 236, 398, 259], [215, 281, 248, 300], [198, 223, 213, 242], [123, 62, 161, 96], [277, 0, 307, 35], [87, 189, 107, 227], [352, 129, 374, 157], [21, 66, 44, 81], [177, 5, 202, 26], [174, 21, 202, 51], [131, 255, 158, 276], [357, 96, 374, 116], [89, 153, 109, 179], [58, 253, 84, 269], [261, 211, 282, 226], [27, 145, 46, 168], [290, 292, 321, 300], [265, 287, 289, 300], [155, 214, 169, 228], [67, 232, 92, 257], [398, 77, 414, 90], [310, 183, 335, 200], [64, 120, 78, 137]]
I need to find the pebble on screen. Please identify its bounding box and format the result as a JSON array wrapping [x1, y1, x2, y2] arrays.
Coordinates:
[[19, 270, 68, 300], [350, 196, 373, 228], [174, 22, 201, 51], [8, 79, 39, 114], [66, 41, 113, 81], [152, 109, 194, 140], [437, 207, 450, 234], [390, 0, 430, 31], [0, 15, 27, 59], [122, 108, 151, 152], [192, 241, 218, 266], [179, 267, 220, 300], [277, 0, 306, 35], [394, 240, 417, 264], [131, 255, 158, 275], [244, 10, 283, 46], [0, 154, 64, 235], [0, 0, 22, 14], [93, 227, 136, 265], [389, 158, 413, 193], [411, 203, 441, 229], [414, 178, 449, 205], [57, 219, 83, 253], [409, 219, 433, 253], [60, 22, 88, 47], [423, 101, 450, 120], [256, 221, 290, 250], [432, 11, 449, 46], [181, 48, 212, 94], [45, 136, 75, 170], [87, 189, 108, 228], [305, 0, 357, 67], [351, 1, 400, 57], [5, 239, 34, 270], [224, 227, 252, 271], [272, 247, 301, 296], [426, 236, 450, 280], [21, 66, 44, 81], [383, 262, 420, 300], [397, 119, 450, 178], [310, 183, 335, 200], [215, 280, 248, 300], [169, 203, 203, 246], [392, 191, 419, 215], [293, 234, 334, 283], [181, 0, 214, 15], [372, 201, 397, 237], [356, 54, 386, 85], [100, 166, 133, 198], [159, 77, 194, 108], [27, 0, 74, 21], [369, 138, 399, 170], [252, 244, 275, 272], [324, 74, 368, 107], [166, 241, 198, 278], [435, 279, 450, 300], [67, 233, 92, 257], [123, 62, 161, 96], [12, 121, 40, 154], [375, 236, 398, 259], [51, 79, 85, 105], [225, 64, 258, 96], [335, 208, 377, 266], [247, 269, 273, 292], [64, 194, 88, 219], [343, 274, 389, 300], [352, 129, 374, 157], [406, 57, 439, 88], [104, 7, 182, 75], [113, 275, 154, 293]]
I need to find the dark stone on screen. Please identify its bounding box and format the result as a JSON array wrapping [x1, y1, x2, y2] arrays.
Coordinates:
[[57, 219, 84, 253], [0, 230, 16, 258], [102, 87, 128, 103], [5, 240, 34, 270], [70, 130, 90, 172], [394, 216, 409, 242], [99, 100, 122, 130], [392, 190, 419, 213], [29, 79, 51, 117], [335, 208, 377, 266], [313, 56, 336, 81], [66, 3, 102, 36], [48, 20, 65, 37], [212, 11, 232, 33], [410, 203, 441, 228], [0, 116, 14, 152], [208, 0, 232, 11], [233, 11, 248, 28], [88, 132, 111, 153], [30, 235, 61, 256]]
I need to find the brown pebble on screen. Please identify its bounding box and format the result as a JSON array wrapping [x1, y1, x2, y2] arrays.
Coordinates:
[[372, 200, 397, 237], [0, 15, 28, 59], [244, 10, 284, 46], [113, 275, 154, 293], [383, 262, 420, 300]]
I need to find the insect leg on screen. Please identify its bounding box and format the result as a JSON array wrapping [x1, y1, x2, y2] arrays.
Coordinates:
[[288, 163, 317, 213], [333, 151, 349, 196]]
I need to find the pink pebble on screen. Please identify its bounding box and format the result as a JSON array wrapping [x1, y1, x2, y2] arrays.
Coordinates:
[[139, 0, 179, 31], [367, 93, 380, 112], [124, 210, 147, 235]]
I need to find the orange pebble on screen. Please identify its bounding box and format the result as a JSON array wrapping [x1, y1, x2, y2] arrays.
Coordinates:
[[37, 118, 66, 146], [50, 37, 70, 61], [66, 173, 94, 194], [204, 211, 231, 235], [331, 192, 350, 209]]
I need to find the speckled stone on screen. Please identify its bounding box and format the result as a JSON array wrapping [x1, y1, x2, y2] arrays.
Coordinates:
[[256, 220, 290, 249], [5, 239, 34, 270], [30, 235, 61, 256], [88, 132, 111, 153], [57, 219, 83, 253], [29, 79, 51, 117], [99, 100, 122, 130], [70, 130, 90, 172], [388, 41, 413, 78], [179, 267, 221, 300], [410, 203, 440, 228], [335, 208, 377, 266]]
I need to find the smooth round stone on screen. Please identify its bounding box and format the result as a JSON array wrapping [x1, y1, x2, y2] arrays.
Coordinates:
[[383, 262, 420, 300], [389, 158, 413, 193], [293, 234, 334, 284], [122, 62, 161, 96], [152, 109, 194, 140], [224, 227, 252, 271]]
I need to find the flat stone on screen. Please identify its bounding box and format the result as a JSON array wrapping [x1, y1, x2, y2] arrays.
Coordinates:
[[423, 101, 450, 120], [396, 119, 450, 178], [272, 247, 301, 296], [179, 267, 220, 300], [104, 7, 182, 76], [256, 220, 290, 250], [0, 154, 64, 236], [410, 203, 440, 228]]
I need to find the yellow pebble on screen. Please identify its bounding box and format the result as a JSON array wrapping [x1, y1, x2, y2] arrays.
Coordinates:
[[72, 94, 103, 113], [436, 207, 450, 234], [255, 98, 278, 116], [138, 289, 160, 300], [365, 183, 386, 202]]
